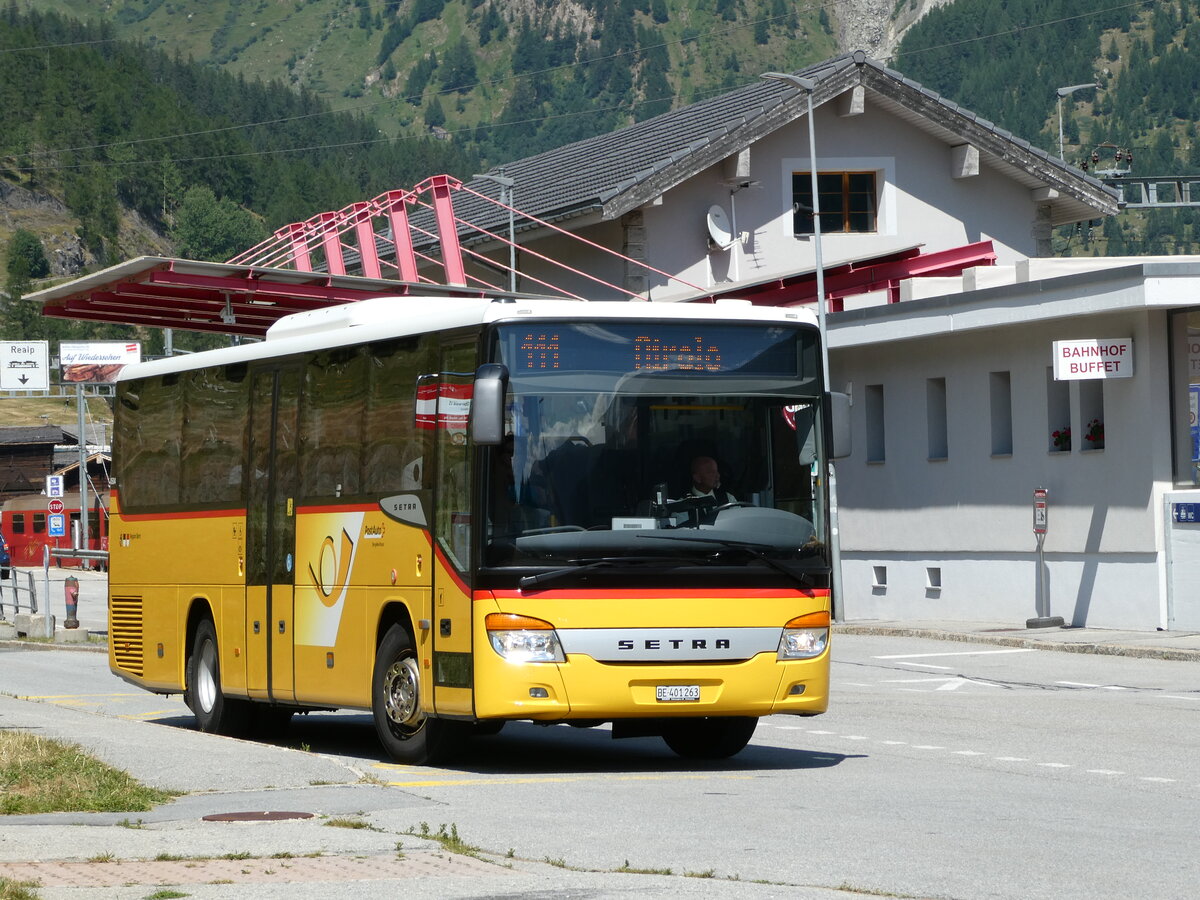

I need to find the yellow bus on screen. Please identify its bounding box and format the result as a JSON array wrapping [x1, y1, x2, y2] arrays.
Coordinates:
[[108, 295, 846, 763]]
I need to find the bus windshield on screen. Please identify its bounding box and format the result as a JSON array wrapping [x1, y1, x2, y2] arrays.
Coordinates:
[[485, 321, 828, 575]]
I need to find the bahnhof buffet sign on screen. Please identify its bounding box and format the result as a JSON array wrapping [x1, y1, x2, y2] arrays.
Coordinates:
[[1052, 338, 1133, 380]]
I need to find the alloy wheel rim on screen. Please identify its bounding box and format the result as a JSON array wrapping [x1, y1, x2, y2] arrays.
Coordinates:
[[197, 640, 218, 713]]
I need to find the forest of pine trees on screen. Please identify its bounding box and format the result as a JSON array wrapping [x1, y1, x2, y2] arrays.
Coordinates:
[[896, 0, 1200, 256]]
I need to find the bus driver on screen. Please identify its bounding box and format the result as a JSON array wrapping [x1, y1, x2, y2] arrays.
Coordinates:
[[688, 455, 735, 505]]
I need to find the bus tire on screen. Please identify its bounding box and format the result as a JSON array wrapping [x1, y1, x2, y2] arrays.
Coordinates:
[[372, 623, 457, 765], [662, 716, 758, 759], [185, 619, 251, 736]]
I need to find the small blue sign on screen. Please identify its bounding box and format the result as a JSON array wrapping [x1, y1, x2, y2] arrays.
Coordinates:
[[1173, 503, 1200, 523], [47, 513, 66, 537]]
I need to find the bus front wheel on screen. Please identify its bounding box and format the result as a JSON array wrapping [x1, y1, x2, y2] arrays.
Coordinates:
[[372, 624, 457, 764], [185, 619, 251, 736], [662, 716, 758, 759]]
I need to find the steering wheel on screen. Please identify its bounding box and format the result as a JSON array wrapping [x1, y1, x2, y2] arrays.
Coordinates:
[[713, 501, 754, 514]]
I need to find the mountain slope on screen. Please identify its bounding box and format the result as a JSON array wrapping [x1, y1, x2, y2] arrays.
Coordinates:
[[895, 0, 1200, 256]]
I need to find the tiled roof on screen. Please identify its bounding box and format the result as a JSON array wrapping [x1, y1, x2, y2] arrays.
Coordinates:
[[0, 425, 66, 446], [458, 53, 1117, 237]]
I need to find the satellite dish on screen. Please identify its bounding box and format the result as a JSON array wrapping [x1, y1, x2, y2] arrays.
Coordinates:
[[706, 205, 734, 249]]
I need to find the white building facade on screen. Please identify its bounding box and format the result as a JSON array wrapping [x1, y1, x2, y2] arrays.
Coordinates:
[[831, 258, 1200, 630]]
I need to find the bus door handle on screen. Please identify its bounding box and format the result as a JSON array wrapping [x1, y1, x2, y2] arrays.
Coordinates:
[[253, 621, 260, 634], [440, 618, 451, 636], [278, 620, 286, 634]]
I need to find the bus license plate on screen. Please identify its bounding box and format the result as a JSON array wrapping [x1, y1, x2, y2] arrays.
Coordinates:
[[656, 684, 700, 702]]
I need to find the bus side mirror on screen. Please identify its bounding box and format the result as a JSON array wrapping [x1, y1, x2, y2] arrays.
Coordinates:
[[828, 391, 852, 459], [470, 363, 509, 446]]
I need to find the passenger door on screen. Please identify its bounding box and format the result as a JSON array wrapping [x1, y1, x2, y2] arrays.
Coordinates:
[[431, 343, 476, 716], [245, 365, 301, 703]]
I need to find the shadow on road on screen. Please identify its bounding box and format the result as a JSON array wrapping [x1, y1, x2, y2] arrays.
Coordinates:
[[147, 709, 863, 774]]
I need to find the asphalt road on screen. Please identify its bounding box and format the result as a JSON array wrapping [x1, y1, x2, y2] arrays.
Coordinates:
[[2, 633, 1199, 898]]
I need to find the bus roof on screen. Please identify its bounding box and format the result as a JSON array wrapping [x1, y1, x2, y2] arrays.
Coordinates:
[[119, 296, 818, 381]]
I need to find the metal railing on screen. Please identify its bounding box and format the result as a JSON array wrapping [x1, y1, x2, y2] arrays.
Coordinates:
[[0, 568, 39, 619], [0, 384, 114, 400]]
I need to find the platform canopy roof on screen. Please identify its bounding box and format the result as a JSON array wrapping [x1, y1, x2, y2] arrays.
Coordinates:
[[28, 256, 513, 339]]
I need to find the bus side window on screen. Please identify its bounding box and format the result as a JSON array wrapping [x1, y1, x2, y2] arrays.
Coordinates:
[[364, 336, 433, 494], [300, 347, 366, 499], [12, 513, 24, 534], [180, 366, 248, 505], [116, 375, 183, 509]]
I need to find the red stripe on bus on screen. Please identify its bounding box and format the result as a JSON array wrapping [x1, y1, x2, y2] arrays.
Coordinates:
[[482, 588, 829, 600], [294, 502, 387, 514]]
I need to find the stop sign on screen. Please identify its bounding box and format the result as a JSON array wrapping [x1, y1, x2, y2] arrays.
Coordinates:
[[47, 498, 65, 515]]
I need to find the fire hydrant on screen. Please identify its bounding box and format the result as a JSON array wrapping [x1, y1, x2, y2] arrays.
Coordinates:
[[64, 576, 80, 629]]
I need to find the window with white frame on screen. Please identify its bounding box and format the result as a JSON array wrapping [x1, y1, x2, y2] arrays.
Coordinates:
[[792, 171, 878, 235]]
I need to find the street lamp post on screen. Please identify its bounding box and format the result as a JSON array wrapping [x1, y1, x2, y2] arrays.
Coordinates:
[[761, 72, 827, 388], [760, 71, 843, 622], [473, 171, 516, 292], [1056, 83, 1100, 161]]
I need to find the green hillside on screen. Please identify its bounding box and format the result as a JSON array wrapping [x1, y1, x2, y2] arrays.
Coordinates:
[[895, 0, 1200, 256], [21, 0, 838, 162]]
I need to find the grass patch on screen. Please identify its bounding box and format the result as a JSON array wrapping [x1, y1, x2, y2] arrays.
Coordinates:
[[0, 731, 175, 815], [0, 878, 40, 900], [835, 885, 921, 898], [618, 860, 673, 875], [410, 822, 484, 859], [145, 891, 189, 899], [323, 817, 373, 830]]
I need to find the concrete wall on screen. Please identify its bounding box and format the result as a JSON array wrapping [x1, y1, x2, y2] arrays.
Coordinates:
[[832, 306, 1173, 630]]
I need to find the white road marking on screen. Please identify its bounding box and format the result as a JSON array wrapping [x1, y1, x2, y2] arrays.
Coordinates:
[[881, 740, 907, 745], [953, 750, 985, 756], [1056, 681, 1128, 690], [913, 745, 944, 750], [874, 649, 1036, 660], [880, 675, 1001, 691], [995, 756, 1029, 762], [1038, 762, 1072, 769], [937, 678, 1002, 691], [1087, 769, 1125, 776], [1140, 777, 1176, 783], [895, 662, 953, 670]]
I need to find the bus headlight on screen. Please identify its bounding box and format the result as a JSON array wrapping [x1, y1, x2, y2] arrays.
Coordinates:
[[778, 611, 830, 659], [486, 613, 565, 663]]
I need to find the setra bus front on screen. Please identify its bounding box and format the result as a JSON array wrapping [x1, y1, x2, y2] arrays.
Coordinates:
[[455, 311, 841, 760]]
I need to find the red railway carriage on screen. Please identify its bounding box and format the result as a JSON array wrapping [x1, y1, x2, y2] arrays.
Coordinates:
[[0, 491, 109, 570]]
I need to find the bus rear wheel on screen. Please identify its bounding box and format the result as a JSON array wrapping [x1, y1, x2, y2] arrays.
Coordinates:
[[662, 716, 758, 759], [372, 624, 458, 765], [185, 618, 251, 736]]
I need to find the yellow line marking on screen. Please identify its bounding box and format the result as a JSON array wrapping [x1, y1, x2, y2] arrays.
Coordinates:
[[18, 693, 143, 700], [119, 710, 183, 719]]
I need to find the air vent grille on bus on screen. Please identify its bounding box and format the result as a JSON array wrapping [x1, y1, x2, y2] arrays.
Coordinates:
[[109, 596, 144, 676]]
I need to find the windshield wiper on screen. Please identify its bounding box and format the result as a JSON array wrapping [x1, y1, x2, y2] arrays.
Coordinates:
[[634, 533, 820, 589], [517, 556, 686, 591]]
